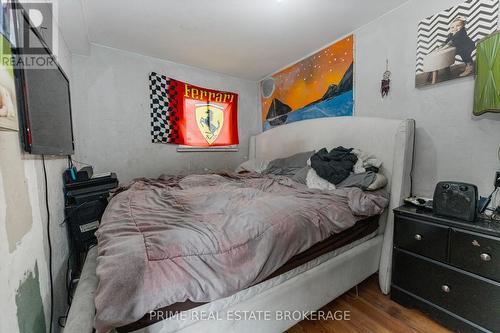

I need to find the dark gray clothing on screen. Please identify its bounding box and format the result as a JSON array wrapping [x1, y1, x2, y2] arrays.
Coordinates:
[[310, 147, 358, 185]]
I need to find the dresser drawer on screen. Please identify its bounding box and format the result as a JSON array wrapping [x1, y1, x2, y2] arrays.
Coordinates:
[[394, 215, 449, 261], [393, 250, 500, 332], [450, 230, 500, 282]]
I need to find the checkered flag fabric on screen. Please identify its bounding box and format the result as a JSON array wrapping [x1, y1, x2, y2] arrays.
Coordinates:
[[149, 72, 239, 146], [149, 72, 181, 143]]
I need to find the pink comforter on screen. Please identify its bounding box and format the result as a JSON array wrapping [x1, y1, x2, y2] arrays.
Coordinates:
[[94, 173, 388, 332]]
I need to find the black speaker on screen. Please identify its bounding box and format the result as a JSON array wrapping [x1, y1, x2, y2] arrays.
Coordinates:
[[433, 182, 478, 222], [65, 199, 107, 254]]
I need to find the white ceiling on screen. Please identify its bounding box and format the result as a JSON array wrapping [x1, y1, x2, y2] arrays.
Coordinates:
[[60, 0, 408, 80]]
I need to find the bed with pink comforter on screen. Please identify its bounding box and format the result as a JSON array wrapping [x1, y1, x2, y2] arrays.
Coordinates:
[[94, 173, 389, 332]]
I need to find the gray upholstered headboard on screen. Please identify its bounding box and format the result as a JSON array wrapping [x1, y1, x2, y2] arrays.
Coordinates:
[[250, 116, 415, 293]]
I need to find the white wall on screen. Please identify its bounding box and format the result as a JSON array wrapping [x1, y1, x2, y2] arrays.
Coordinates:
[[0, 10, 73, 333], [354, 0, 500, 197], [71, 44, 261, 182]]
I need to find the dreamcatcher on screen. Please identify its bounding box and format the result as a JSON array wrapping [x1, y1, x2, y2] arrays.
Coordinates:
[[381, 59, 391, 98]]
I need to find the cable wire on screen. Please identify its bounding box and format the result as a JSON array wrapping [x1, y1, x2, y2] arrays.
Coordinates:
[[70, 158, 92, 167], [42, 155, 54, 333]]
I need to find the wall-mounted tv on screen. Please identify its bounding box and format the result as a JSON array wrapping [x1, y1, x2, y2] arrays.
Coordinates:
[[14, 5, 74, 155]]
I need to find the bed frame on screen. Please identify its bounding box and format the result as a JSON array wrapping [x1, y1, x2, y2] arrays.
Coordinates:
[[64, 116, 415, 333]]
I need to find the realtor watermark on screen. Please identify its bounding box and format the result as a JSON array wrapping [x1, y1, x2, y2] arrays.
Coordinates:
[[149, 310, 351, 322], [1, 0, 59, 69]]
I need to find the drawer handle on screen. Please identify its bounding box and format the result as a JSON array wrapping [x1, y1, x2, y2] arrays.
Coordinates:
[[480, 253, 491, 262], [441, 285, 451, 293], [414, 234, 422, 241]]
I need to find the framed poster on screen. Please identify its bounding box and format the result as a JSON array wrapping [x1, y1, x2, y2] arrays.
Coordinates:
[[261, 35, 353, 131], [415, 0, 499, 87]]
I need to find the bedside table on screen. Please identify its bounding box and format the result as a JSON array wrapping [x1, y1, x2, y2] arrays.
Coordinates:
[[391, 205, 500, 333]]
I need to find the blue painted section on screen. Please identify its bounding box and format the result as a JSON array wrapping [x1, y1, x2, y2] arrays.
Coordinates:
[[263, 90, 353, 131]]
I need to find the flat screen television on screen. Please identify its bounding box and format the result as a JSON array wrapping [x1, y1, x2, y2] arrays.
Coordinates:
[[15, 7, 74, 155]]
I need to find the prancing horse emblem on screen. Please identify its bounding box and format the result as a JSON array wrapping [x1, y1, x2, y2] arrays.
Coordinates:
[[195, 103, 224, 144]]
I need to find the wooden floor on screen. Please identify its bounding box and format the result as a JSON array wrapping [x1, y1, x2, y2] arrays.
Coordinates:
[[285, 275, 453, 333]]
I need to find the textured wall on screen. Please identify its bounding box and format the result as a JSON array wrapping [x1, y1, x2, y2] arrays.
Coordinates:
[[71, 45, 261, 182], [0, 10, 73, 333], [354, 0, 500, 198]]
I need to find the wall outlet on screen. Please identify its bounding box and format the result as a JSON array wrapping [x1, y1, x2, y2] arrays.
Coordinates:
[[495, 171, 500, 188]]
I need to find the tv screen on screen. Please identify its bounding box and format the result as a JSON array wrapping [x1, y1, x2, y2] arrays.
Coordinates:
[[17, 11, 74, 155]]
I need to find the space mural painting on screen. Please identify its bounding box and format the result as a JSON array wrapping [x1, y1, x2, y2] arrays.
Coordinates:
[[260, 35, 353, 131], [149, 72, 239, 146]]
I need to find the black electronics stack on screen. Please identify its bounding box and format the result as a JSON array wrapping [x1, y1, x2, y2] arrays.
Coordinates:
[[63, 168, 118, 270]]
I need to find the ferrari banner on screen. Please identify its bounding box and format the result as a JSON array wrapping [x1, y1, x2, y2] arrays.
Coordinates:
[[149, 72, 239, 146]]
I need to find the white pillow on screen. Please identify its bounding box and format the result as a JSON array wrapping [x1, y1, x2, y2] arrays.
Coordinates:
[[306, 168, 336, 190], [352, 149, 383, 174], [235, 159, 269, 173]]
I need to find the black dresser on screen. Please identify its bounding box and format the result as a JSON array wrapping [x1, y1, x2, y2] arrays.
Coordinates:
[[391, 205, 500, 333]]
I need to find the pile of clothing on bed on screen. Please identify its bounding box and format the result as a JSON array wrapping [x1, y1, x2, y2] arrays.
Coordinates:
[[236, 146, 388, 192]]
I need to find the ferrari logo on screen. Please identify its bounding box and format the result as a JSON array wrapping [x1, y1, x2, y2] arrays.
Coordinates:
[[195, 103, 224, 144]]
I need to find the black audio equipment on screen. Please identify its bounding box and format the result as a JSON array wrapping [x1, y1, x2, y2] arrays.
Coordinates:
[[63, 170, 118, 270], [65, 200, 106, 257], [64, 172, 118, 205], [433, 181, 478, 222]]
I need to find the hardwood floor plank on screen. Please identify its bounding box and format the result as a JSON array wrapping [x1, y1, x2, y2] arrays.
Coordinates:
[[319, 317, 360, 333], [285, 274, 452, 333], [336, 297, 415, 333]]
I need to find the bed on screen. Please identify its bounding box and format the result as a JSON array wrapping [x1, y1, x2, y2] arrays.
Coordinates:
[[63, 116, 415, 333]]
